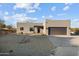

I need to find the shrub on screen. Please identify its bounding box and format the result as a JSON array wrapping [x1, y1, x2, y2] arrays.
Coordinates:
[[75, 30, 79, 35]]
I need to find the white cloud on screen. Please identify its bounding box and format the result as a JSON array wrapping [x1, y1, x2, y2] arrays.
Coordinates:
[[51, 6, 56, 11], [42, 16, 45, 18], [0, 5, 2, 7], [0, 11, 3, 16], [71, 22, 79, 28], [63, 6, 70, 11], [32, 18, 37, 20], [57, 13, 66, 16], [16, 16, 38, 22], [14, 3, 28, 9], [72, 19, 79, 22], [3, 14, 26, 22], [71, 19, 79, 28], [49, 15, 53, 18], [4, 11, 9, 15], [63, 3, 72, 11], [4, 16, 11, 20], [34, 3, 40, 9], [13, 14, 27, 22], [42, 15, 53, 19], [28, 10, 36, 13], [3, 13, 38, 22], [65, 3, 72, 6], [14, 3, 40, 13]]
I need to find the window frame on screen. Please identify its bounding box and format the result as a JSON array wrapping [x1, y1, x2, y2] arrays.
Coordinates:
[[20, 27, 24, 31], [29, 27, 34, 32]]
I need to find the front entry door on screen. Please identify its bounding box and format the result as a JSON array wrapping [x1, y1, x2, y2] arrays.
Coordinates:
[[37, 28, 40, 33]]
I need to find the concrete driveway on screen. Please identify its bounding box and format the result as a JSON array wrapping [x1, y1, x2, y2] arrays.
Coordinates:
[[48, 35, 79, 56]]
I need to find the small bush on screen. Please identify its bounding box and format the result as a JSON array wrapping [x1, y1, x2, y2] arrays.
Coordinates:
[[41, 34, 47, 36], [75, 30, 79, 35], [9, 50, 13, 53]]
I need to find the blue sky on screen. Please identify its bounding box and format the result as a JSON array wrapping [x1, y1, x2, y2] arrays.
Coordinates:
[[0, 3, 79, 28]]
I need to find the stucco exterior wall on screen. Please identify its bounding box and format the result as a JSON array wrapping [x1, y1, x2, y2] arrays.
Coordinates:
[[17, 22, 43, 34], [17, 22, 34, 34], [46, 20, 70, 27], [44, 20, 70, 35], [17, 19, 70, 35]]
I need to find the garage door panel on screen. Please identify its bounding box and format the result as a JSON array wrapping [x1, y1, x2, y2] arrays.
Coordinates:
[[48, 27, 67, 35]]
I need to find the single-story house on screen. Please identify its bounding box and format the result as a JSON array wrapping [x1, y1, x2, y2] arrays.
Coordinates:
[[17, 19, 70, 36]]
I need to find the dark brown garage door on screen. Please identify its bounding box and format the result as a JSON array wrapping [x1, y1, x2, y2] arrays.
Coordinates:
[[48, 27, 67, 35]]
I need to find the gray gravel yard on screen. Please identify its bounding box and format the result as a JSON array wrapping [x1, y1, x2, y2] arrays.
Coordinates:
[[0, 34, 54, 56], [0, 34, 79, 56]]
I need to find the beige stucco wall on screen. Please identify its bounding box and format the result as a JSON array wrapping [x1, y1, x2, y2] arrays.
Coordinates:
[[17, 22, 43, 34], [17, 19, 70, 35], [46, 20, 70, 27], [43, 19, 70, 35], [17, 22, 34, 34]]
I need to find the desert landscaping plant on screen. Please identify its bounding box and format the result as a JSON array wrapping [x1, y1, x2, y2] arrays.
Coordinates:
[[75, 29, 79, 35]]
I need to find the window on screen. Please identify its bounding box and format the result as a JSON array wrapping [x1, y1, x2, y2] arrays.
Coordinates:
[[20, 27, 24, 31], [21, 32, 23, 34], [30, 27, 34, 31]]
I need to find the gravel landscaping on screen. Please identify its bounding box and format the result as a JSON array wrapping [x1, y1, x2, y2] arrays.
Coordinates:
[[0, 34, 79, 56], [0, 34, 54, 56]]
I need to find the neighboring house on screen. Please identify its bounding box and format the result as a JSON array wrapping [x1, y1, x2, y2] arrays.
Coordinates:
[[0, 28, 13, 35], [17, 19, 70, 36]]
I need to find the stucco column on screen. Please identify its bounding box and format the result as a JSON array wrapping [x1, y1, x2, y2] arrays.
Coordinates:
[[34, 27, 37, 34], [43, 19, 46, 35], [67, 27, 70, 36]]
